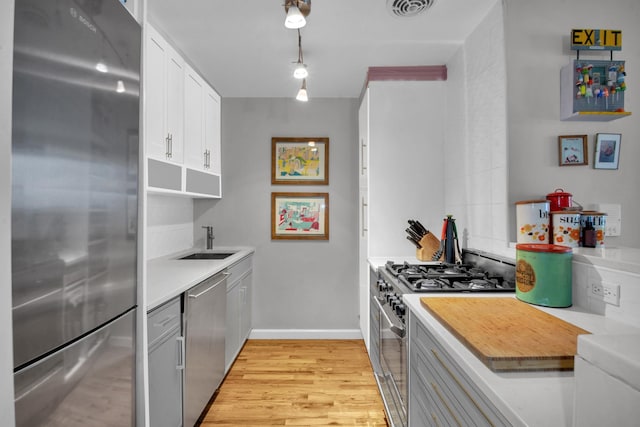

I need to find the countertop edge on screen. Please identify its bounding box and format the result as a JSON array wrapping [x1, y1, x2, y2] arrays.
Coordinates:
[[146, 246, 255, 311]]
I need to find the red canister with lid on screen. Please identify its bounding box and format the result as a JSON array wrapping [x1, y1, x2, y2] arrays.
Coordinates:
[[546, 189, 573, 211]]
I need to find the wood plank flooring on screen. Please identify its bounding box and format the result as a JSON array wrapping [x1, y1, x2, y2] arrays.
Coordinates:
[[200, 340, 388, 426]]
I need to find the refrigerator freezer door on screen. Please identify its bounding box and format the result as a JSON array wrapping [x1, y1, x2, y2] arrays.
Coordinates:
[[14, 308, 136, 427], [11, 0, 140, 368]]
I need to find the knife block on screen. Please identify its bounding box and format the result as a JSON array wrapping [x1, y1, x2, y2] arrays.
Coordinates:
[[416, 233, 442, 262]]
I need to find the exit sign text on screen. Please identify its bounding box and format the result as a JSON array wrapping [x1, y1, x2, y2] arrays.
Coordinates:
[[571, 29, 622, 51]]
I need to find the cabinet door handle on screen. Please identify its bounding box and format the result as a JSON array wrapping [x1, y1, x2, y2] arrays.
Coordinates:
[[153, 314, 177, 328], [203, 150, 208, 168], [176, 336, 185, 370], [165, 134, 170, 158], [168, 133, 173, 158], [360, 139, 367, 175], [361, 197, 368, 237]]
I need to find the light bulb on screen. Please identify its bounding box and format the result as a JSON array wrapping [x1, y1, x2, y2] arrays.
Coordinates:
[[296, 79, 308, 102], [285, 5, 306, 29], [116, 80, 125, 93], [293, 63, 308, 79], [95, 61, 108, 73]]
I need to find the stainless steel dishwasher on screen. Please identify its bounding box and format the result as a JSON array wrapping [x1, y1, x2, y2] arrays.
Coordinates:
[[184, 271, 228, 427]]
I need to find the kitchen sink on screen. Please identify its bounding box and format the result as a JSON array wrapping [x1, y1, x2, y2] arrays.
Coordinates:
[[179, 252, 236, 260]]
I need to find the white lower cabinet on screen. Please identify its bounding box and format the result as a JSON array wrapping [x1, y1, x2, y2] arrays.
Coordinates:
[[225, 255, 253, 372], [408, 312, 509, 427], [148, 297, 183, 427]]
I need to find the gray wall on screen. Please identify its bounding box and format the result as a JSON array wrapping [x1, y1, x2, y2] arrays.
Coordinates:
[[195, 98, 359, 332], [505, 0, 640, 248], [0, 0, 16, 423]]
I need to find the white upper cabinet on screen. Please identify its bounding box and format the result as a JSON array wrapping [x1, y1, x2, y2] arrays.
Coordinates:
[[144, 23, 222, 198], [183, 64, 205, 170], [184, 65, 221, 176], [204, 87, 221, 175], [145, 24, 184, 164]]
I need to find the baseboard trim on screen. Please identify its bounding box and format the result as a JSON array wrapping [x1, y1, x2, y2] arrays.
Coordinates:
[[249, 329, 363, 340]]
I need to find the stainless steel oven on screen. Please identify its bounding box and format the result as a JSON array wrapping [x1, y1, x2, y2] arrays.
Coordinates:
[[370, 249, 516, 427], [379, 298, 407, 427]]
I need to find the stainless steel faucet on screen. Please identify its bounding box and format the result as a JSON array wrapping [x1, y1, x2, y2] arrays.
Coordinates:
[[202, 226, 215, 249]]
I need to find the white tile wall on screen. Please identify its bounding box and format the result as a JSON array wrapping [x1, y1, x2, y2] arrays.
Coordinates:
[[445, 1, 509, 258], [146, 195, 194, 260]]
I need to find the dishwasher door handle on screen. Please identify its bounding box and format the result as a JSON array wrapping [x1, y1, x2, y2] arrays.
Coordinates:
[[187, 272, 230, 299]]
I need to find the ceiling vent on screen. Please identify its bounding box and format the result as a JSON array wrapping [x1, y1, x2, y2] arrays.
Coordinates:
[[386, 0, 435, 17]]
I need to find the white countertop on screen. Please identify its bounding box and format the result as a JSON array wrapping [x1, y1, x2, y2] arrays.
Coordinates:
[[146, 246, 255, 311], [404, 293, 640, 427]]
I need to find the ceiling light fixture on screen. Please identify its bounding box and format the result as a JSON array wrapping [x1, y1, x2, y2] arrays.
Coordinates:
[[296, 79, 308, 102], [284, 0, 311, 29], [116, 80, 126, 93], [293, 30, 308, 79], [95, 61, 108, 73]]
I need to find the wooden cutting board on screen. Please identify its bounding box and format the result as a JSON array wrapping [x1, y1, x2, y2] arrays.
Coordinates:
[[420, 297, 591, 372]]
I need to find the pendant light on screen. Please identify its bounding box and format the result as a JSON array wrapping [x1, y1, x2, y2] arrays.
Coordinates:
[[285, 4, 305, 29], [293, 30, 308, 79], [296, 79, 308, 102], [284, 0, 311, 29], [116, 80, 126, 93]]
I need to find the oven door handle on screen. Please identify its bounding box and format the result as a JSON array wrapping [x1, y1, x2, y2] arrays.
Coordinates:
[[379, 301, 406, 338]]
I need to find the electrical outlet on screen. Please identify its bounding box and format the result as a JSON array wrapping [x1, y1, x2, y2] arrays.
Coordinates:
[[602, 282, 620, 306], [591, 282, 604, 297]]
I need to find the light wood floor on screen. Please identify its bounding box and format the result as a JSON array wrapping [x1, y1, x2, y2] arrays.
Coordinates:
[[200, 339, 388, 426]]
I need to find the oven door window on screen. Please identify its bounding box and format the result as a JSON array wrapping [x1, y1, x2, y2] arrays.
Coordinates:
[[380, 303, 407, 426]]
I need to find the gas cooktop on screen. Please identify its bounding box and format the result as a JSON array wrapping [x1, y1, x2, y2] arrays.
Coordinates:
[[382, 251, 516, 293]]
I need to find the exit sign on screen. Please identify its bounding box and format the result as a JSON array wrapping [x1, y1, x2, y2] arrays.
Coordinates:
[[571, 29, 622, 51]]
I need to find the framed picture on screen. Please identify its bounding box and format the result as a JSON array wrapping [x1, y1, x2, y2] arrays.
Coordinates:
[[272, 137, 329, 185], [558, 135, 588, 166], [271, 192, 329, 240], [594, 133, 621, 170]]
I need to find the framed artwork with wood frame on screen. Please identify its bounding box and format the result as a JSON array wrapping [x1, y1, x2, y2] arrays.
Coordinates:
[[594, 133, 621, 170], [271, 137, 329, 185], [558, 135, 588, 166], [271, 192, 329, 240]]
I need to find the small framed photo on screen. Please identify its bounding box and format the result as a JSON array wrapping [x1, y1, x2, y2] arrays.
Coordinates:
[[594, 133, 621, 170], [272, 137, 329, 185], [558, 135, 588, 166], [271, 192, 329, 240]]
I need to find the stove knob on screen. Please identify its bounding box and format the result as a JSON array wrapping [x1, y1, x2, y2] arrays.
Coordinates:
[[378, 281, 388, 292], [395, 304, 406, 316], [390, 298, 400, 309]]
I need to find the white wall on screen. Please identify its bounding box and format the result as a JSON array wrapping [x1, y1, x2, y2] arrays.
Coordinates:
[[504, 0, 640, 248], [445, 0, 509, 257], [0, 0, 16, 424], [195, 98, 360, 334]]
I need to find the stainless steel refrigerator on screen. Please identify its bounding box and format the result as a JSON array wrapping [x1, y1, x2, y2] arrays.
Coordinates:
[[11, 0, 140, 425]]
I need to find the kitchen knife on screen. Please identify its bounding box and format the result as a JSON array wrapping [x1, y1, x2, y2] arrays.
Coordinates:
[[406, 235, 423, 249], [405, 227, 423, 242], [414, 220, 429, 236], [408, 220, 426, 237]]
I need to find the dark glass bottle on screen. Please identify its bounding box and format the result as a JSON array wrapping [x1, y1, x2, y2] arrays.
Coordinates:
[[583, 220, 596, 248]]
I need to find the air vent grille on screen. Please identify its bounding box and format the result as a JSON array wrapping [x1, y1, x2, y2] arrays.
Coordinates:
[[387, 0, 435, 17]]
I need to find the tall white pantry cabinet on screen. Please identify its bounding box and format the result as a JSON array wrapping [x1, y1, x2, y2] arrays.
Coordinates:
[[358, 78, 447, 350]]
